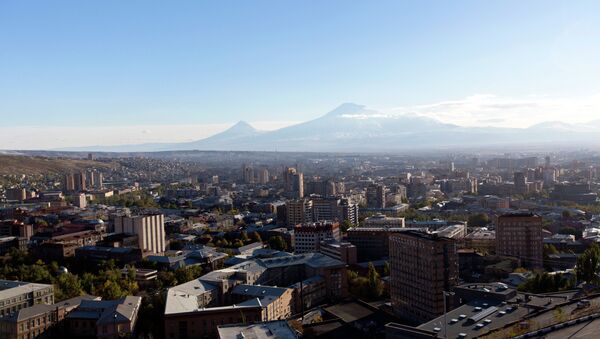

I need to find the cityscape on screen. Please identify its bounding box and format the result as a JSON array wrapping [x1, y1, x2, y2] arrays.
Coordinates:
[[3, 1, 600, 339]]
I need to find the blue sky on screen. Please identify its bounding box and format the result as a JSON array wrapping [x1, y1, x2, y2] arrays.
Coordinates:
[[1, 1, 600, 147]]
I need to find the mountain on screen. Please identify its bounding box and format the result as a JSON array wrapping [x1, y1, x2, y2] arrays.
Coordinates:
[[54, 103, 600, 152]]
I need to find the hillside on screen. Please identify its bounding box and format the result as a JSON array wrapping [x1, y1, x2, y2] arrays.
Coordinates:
[[0, 155, 116, 176]]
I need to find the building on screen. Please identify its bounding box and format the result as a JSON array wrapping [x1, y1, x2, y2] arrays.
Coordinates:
[[551, 182, 597, 204], [464, 229, 496, 253], [363, 214, 405, 228], [366, 184, 386, 208], [283, 167, 304, 198], [64, 172, 86, 192], [231, 284, 293, 321], [0, 236, 27, 255], [346, 227, 408, 261], [164, 253, 347, 338], [0, 295, 97, 339], [242, 164, 254, 184], [496, 213, 543, 268], [113, 214, 166, 254], [514, 171, 527, 194], [217, 320, 299, 339], [389, 231, 458, 324], [0, 280, 54, 317], [294, 222, 340, 254], [65, 296, 142, 339], [0, 220, 33, 240], [5, 188, 26, 202], [285, 199, 313, 227], [319, 239, 357, 265], [75, 246, 144, 264]]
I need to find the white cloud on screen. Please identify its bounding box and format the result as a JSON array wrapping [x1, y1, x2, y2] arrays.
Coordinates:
[[0, 121, 300, 150], [388, 93, 600, 128]]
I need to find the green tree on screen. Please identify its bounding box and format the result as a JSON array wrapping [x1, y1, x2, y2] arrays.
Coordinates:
[[55, 273, 83, 300], [340, 220, 352, 233], [250, 231, 262, 243], [268, 236, 287, 251], [383, 261, 390, 276], [367, 262, 383, 298], [576, 244, 600, 285], [468, 213, 490, 227]]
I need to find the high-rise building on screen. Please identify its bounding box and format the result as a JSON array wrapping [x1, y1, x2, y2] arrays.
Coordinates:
[[294, 221, 340, 253], [496, 213, 543, 268], [514, 172, 527, 194], [113, 214, 166, 254], [366, 184, 386, 208], [64, 172, 86, 192], [284, 167, 304, 198], [285, 199, 313, 227], [257, 168, 269, 184], [242, 164, 254, 184], [389, 231, 458, 324]]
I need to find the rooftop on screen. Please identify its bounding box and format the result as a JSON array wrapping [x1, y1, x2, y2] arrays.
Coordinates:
[[217, 320, 298, 339]]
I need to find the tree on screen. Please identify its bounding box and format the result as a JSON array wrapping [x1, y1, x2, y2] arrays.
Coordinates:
[[468, 213, 490, 227], [558, 227, 582, 239], [98, 280, 123, 300], [250, 231, 262, 243], [240, 231, 250, 243], [268, 236, 287, 251], [55, 272, 83, 300], [367, 262, 383, 298], [383, 261, 390, 276], [576, 244, 600, 285], [340, 220, 352, 233]]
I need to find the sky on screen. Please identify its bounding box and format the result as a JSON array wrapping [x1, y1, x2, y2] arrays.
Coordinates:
[[2, 1, 600, 149]]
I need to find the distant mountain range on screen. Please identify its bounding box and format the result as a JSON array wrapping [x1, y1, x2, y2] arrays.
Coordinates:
[[57, 103, 600, 152]]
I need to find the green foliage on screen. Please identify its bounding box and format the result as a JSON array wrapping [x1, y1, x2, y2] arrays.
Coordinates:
[[468, 213, 490, 227], [576, 244, 600, 285], [96, 191, 158, 208], [249, 231, 262, 243], [518, 273, 575, 293], [268, 236, 287, 251], [340, 220, 352, 233], [558, 227, 582, 239], [347, 264, 384, 300], [383, 261, 390, 276]]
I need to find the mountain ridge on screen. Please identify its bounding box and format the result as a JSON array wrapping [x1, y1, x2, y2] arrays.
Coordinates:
[[53, 103, 600, 152]]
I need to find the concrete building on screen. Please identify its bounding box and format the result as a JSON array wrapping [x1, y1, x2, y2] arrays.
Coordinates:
[[363, 214, 405, 228], [5, 188, 26, 202], [217, 320, 298, 339], [496, 213, 543, 268], [0, 295, 97, 339], [294, 222, 340, 254], [366, 184, 386, 208], [389, 231, 458, 324], [65, 296, 142, 339], [0, 280, 54, 317], [285, 199, 313, 227], [164, 253, 347, 338], [284, 167, 304, 199], [113, 214, 166, 254], [346, 227, 409, 261], [319, 239, 357, 265]]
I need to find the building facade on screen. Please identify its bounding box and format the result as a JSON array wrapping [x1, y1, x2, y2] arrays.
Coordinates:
[[113, 214, 166, 254], [389, 231, 458, 324], [495, 213, 543, 268]]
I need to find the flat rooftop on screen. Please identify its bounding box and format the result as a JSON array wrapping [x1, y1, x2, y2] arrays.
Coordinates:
[[217, 320, 298, 339]]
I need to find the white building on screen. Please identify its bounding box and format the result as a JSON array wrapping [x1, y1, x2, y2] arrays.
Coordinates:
[[114, 214, 166, 254]]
